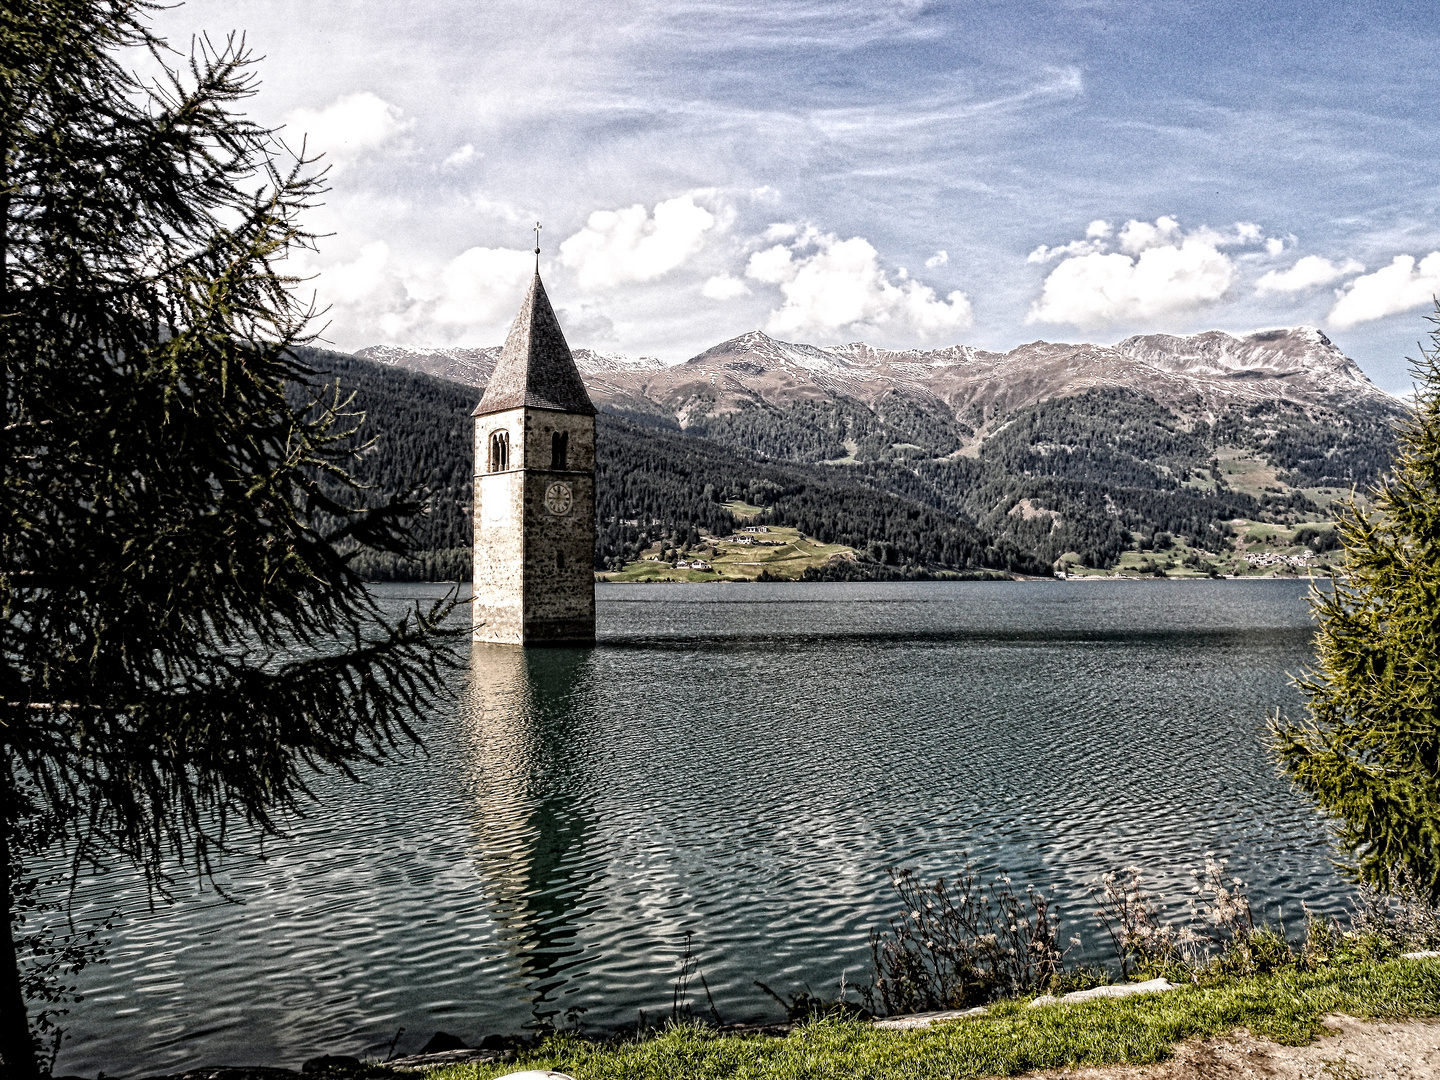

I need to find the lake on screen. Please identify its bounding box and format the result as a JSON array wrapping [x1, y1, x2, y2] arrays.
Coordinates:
[[55, 579, 1345, 1076]]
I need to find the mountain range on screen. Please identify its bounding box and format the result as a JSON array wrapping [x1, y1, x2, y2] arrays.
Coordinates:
[[358, 326, 1385, 414], [358, 325, 1398, 481], [316, 325, 1404, 579]]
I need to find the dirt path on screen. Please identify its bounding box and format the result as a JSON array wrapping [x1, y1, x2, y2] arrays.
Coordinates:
[[1027, 1015, 1440, 1079]]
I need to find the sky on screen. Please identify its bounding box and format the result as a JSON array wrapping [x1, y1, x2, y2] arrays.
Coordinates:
[[145, 0, 1440, 392]]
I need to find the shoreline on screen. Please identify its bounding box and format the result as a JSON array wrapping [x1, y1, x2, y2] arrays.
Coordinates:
[[108, 957, 1440, 1080], [381, 575, 1329, 584]]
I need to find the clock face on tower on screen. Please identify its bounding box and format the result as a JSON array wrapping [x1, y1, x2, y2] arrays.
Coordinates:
[[544, 481, 573, 516]]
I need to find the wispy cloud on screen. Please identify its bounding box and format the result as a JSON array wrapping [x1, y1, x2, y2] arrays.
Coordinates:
[[152, 0, 1440, 382]]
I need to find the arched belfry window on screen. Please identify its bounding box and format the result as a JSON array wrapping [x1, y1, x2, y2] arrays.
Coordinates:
[[550, 430, 569, 470], [488, 430, 509, 472]]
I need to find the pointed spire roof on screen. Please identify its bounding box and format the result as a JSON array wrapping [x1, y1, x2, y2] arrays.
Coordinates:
[[473, 272, 597, 417]]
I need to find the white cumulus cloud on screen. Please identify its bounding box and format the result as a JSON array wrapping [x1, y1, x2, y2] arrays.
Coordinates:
[[1328, 253, 1440, 329], [559, 194, 717, 290], [312, 241, 391, 304], [297, 241, 537, 346], [745, 232, 972, 340], [432, 247, 537, 328], [443, 144, 476, 168], [702, 273, 750, 300], [925, 250, 949, 268], [1116, 215, 1183, 254], [1026, 216, 1271, 328], [286, 92, 409, 165], [745, 243, 797, 284], [1255, 255, 1364, 296]]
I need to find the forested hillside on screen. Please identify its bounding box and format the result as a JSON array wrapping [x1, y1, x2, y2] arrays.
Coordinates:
[[1212, 397, 1399, 488], [678, 387, 975, 463], [592, 420, 1036, 573], [291, 346, 475, 580], [294, 347, 1392, 580], [294, 348, 1038, 578]]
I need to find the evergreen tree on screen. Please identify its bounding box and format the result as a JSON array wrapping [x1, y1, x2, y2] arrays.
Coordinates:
[[0, 4, 457, 1074], [1272, 312, 1440, 899]]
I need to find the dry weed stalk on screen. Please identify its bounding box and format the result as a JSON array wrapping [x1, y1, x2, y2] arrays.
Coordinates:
[[1091, 856, 1295, 979], [868, 853, 1440, 1019], [869, 864, 1068, 1014], [1351, 864, 1440, 950], [1090, 867, 1207, 978]]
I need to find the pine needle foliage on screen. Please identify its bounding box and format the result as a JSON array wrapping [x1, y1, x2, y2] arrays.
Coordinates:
[[1271, 310, 1440, 901], [0, 2, 460, 1073]]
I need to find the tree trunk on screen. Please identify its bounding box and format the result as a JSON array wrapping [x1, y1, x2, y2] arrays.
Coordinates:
[[0, 817, 39, 1079]]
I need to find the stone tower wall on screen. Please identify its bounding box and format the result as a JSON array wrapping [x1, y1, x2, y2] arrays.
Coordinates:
[[472, 407, 595, 644], [472, 407, 527, 643]]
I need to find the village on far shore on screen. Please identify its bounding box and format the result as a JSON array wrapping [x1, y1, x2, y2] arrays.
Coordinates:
[[594, 501, 1347, 583]]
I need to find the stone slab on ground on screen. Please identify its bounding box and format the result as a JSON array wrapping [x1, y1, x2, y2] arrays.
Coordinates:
[[874, 977, 1179, 1029], [1029, 978, 1177, 1009], [386, 1048, 511, 1070], [873, 1006, 990, 1030], [1020, 1014, 1440, 1080]]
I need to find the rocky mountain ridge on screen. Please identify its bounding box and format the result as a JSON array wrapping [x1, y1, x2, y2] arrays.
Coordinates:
[[358, 325, 1390, 441], [320, 333, 1401, 579], [355, 343, 664, 385]]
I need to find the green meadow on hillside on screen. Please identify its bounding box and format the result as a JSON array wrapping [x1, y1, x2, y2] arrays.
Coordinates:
[[596, 525, 857, 582]]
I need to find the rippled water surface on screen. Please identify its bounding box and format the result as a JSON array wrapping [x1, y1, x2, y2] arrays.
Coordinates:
[[58, 580, 1344, 1076]]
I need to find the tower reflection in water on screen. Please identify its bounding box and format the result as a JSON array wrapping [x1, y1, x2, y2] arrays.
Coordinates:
[[459, 643, 601, 1029]]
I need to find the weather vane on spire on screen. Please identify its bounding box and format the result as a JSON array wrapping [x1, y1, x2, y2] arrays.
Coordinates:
[[533, 221, 542, 271]]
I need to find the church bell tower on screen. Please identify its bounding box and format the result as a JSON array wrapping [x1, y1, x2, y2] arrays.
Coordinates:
[[472, 265, 597, 645]]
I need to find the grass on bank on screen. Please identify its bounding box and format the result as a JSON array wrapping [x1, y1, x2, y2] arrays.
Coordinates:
[[424, 958, 1440, 1080]]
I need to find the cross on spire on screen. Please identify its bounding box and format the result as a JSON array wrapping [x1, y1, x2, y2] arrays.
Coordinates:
[[533, 221, 542, 271]]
